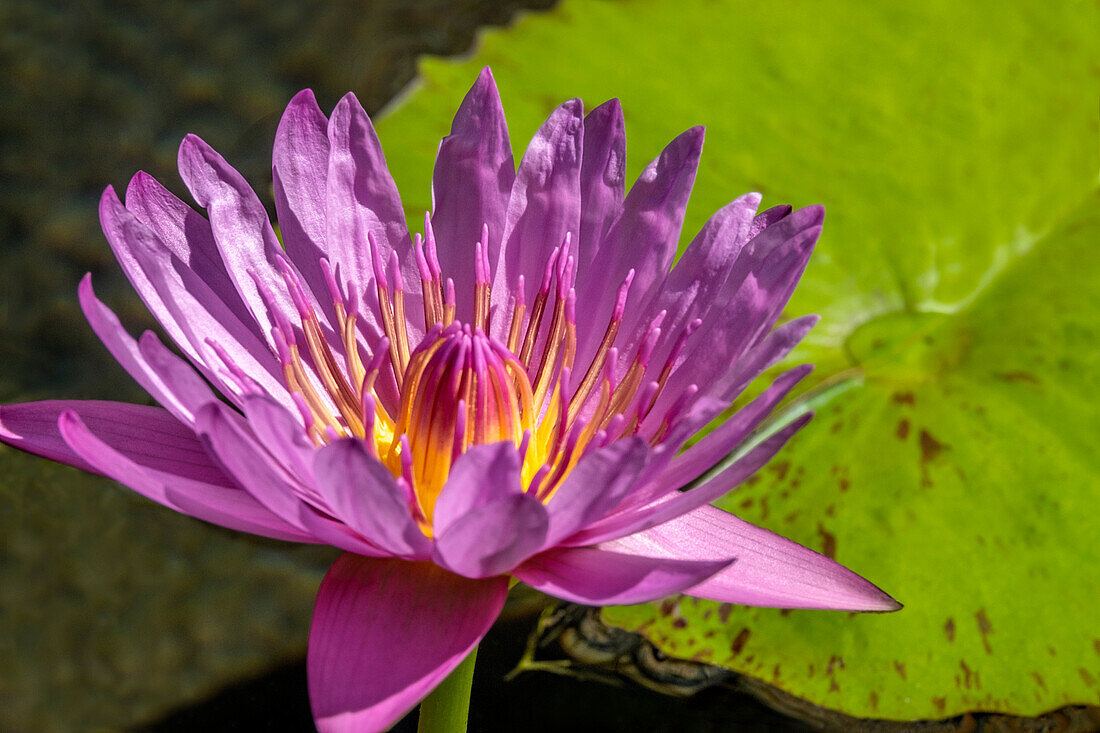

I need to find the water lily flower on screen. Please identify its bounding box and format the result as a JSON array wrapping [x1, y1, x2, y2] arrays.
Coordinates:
[[0, 68, 899, 732]]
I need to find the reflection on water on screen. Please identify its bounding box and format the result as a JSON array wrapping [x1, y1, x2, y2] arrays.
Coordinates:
[[0, 2, 552, 730]]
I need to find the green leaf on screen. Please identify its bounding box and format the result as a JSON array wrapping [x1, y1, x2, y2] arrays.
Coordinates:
[[374, 0, 1100, 719], [605, 192, 1100, 719]]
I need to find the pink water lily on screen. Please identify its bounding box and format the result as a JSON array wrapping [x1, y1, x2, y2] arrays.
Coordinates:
[[0, 68, 898, 732]]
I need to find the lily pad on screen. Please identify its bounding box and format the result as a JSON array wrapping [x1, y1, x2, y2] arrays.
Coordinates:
[[375, 0, 1100, 721]]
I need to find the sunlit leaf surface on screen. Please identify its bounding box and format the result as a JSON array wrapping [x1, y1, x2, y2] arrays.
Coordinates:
[[375, 0, 1100, 719]]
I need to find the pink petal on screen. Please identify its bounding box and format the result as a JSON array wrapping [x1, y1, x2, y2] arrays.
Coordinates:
[[297, 503, 393, 558], [569, 414, 812, 546], [57, 411, 313, 543], [663, 364, 813, 487], [273, 89, 332, 307], [325, 92, 418, 338], [77, 275, 213, 424], [575, 127, 704, 372], [749, 203, 793, 238], [603, 505, 901, 611], [491, 98, 584, 336], [239, 395, 319, 483], [715, 314, 820, 405], [1, 399, 231, 487], [431, 442, 548, 577], [308, 555, 507, 733], [628, 192, 762, 426], [98, 187, 289, 405], [430, 67, 514, 323], [432, 441, 523, 531], [177, 133, 323, 343], [193, 401, 314, 531], [124, 170, 260, 332], [432, 494, 548, 579], [576, 98, 626, 276], [542, 437, 650, 547], [514, 546, 732, 606], [313, 439, 431, 559]]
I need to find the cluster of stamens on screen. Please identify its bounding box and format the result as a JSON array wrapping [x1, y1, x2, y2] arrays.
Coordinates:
[[238, 215, 702, 522]]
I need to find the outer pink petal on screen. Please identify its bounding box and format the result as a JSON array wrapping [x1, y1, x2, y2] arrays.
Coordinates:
[[98, 187, 289, 406], [77, 275, 214, 425], [57, 411, 314, 543], [177, 133, 325, 343], [308, 555, 507, 733], [603, 505, 901, 611], [491, 98, 584, 336], [431, 67, 514, 322], [193, 401, 314, 531], [325, 92, 418, 339], [576, 98, 626, 276], [1, 399, 231, 487], [273, 89, 332, 308], [124, 170, 260, 332], [514, 546, 732, 606], [313, 439, 431, 559]]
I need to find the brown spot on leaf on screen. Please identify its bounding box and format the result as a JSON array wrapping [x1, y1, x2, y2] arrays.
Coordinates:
[[869, 691, 879, 711], [975, 609, 993, 654], [920, 430, 947, 462], [839, 477, 850, 492], [826, 655, 845, 675], [659, 599, 677, 616], [829, 679, 840, 692], [717, 603, 733, 623], [672, 618, 687, 629], [894, 661, 907, 681], [772, 664, 781, 682], [730, 628, 751, 656], [944, 618, 956, 642], [739, 498, 754, 509], [1030, 672, 1047, 691], [704, 630, 715, 638], [1093, 639, 1100, 656], [932, 696, 946, 714], [744, 655, 754, 664], [892, 391, 915, 405], [779, 608, 791, 617], [825, 504, 835, 517], [896, 418, 910, 440], [808, 663, 815, 677], [818, 523, 837, 559], [830, 420, 843, 433], [771, 461, 790, 480], [1049, 646, 1057, 657], [1080, 668, 1096, 687], [919, 430, 949, 487], [959, 660, 980, 690], [996, 370, 1040, 384], [783, 511, 800, 523]]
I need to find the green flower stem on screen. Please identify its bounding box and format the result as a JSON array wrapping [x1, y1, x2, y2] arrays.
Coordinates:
[[417, 645, 478, 733]]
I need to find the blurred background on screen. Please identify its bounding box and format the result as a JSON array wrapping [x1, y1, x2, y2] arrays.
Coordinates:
[[2, 0, 1098, 731]]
